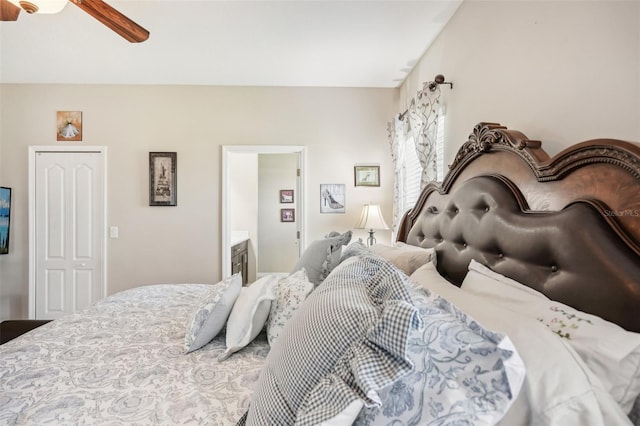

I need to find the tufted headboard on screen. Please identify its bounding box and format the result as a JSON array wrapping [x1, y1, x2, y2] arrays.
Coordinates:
[[396, 123, 640, 332]]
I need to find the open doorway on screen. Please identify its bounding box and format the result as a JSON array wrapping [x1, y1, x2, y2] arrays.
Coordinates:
[[222, 146, 305, 282]]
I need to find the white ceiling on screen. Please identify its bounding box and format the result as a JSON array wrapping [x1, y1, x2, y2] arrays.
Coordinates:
[[0, 0, 462, 88]]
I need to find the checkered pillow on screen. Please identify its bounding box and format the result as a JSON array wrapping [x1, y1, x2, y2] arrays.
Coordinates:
[[245, 254, 420, 425]]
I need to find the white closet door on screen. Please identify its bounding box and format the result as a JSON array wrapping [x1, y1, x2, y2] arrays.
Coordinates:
[[35, 151, 104, 319]]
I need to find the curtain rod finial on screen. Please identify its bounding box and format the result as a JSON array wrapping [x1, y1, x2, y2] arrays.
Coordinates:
[[429, 74, 453, 91]]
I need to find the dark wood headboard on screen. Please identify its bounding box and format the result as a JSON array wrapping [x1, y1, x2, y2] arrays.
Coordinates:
[[397, 122, 640, 332]]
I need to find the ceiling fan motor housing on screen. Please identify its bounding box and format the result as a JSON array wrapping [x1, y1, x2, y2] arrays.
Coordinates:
[[18, 1, 37, 13], [7, 0, 67, 14]]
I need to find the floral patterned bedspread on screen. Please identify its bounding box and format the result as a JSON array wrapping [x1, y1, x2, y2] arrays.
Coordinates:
[[0, 284, 269, 425]]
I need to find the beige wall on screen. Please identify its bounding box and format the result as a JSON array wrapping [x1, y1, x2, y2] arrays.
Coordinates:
[[0, 85, 396, 319], [400, 0, 640, 166]]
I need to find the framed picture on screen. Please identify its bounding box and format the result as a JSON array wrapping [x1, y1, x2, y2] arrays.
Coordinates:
[[281, 208, 295, 222], [280, 189, 294, 203], [320, 184, 345, 213], [57, 111, 83, 141], [354, 165, 380, 187], [149, 152, 177, 206], [0, 187, 11, 255]]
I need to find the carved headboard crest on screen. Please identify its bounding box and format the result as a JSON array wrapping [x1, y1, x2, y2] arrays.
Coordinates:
[[446, 122, 640, 190], [445, 122, 543, 190]]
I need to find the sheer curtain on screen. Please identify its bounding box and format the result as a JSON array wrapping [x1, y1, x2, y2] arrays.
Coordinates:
[[414, 82, 442, 188], [388, 81, 444, 238]]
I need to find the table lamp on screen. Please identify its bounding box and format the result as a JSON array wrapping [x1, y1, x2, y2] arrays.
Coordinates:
[[355, 204, 390, 246]]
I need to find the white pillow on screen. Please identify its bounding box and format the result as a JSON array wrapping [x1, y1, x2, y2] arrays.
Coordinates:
[[267, 268, 314, 346], [184, 274, 242, 353], [369, 242, 433, 276], [462, 260, 550, 304], [412, 265, 630, 424], [220, 275, 278, 360], [462, 259, 640, 414]]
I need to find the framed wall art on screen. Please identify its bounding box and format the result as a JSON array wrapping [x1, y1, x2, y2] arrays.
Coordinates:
[[354, 165, 380, 187], [57, 111, 83, 142], [0, 187, 11, 255], [320, 184, 345, 213], [281, 208, 295, 222], [149, 152, 177, 206], [280, 189, 294, 203]]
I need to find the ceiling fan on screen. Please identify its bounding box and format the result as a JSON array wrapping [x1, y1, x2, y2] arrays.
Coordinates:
[[0, 0, 149, 43]]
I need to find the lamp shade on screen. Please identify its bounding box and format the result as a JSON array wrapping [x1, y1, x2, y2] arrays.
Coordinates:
[[355, 204, 390, 231], [8, 0, 67, 14]]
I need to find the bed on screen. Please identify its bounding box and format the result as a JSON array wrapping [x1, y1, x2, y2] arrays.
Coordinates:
[[1, 122, 639, 425]]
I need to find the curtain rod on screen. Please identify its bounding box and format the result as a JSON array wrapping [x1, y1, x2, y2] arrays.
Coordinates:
[[398, 74, 453, 120]]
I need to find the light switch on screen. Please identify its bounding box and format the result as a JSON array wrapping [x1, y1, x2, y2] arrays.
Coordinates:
[[109, 226, 119, 238]]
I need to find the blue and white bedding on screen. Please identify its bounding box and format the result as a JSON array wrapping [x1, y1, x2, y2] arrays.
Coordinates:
[[242, 244, 524, 425], [0, 284, 269, 425], [1, 237, 633, 426], [408, 259, 634, 426]]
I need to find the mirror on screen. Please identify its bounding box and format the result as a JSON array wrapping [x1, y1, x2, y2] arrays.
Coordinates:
[[222, 146, 306, 282]]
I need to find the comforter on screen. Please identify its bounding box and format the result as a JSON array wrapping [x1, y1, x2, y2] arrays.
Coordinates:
[[0, 284, 269, 425]]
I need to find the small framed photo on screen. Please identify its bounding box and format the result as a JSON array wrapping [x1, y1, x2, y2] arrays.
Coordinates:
[[320, 184, 345, 213], [281, 208, 295, 222], [57, 111, 83, 141], [149, 152, 177, 206], [0, 187, 11, 255], [280, 189, 294, 203], [354, 165, 380, 187]]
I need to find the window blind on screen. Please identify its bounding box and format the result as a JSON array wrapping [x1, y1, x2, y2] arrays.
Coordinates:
[[402, 133, 422, 213], [435, 113, 446, 182]]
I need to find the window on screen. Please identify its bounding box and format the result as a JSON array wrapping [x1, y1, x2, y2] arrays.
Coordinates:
[[390, 104, 446, 236]]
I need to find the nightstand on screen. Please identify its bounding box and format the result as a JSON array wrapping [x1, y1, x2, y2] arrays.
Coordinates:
[[0, 320, 52, 344], [231, 240, 248, 285]]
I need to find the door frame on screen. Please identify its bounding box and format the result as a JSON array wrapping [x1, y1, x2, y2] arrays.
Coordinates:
[[28, 146, 108, 319], [221, 145, 306, 279]]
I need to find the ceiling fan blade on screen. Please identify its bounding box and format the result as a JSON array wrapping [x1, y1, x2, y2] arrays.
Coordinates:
[[0, 0, 20, 21], [70, 0, 149, 43]]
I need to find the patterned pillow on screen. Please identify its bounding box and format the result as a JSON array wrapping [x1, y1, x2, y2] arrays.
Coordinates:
[[355, 285, 525, 425], [266, 268, 314, 346], [184, 274, 242, 353], [246, 254, 420, 425], [290, 230, 352, 286], [220, 275, 277, 360]]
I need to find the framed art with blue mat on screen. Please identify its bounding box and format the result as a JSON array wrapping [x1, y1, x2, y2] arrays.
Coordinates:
[[0, 187, 11, 255]]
